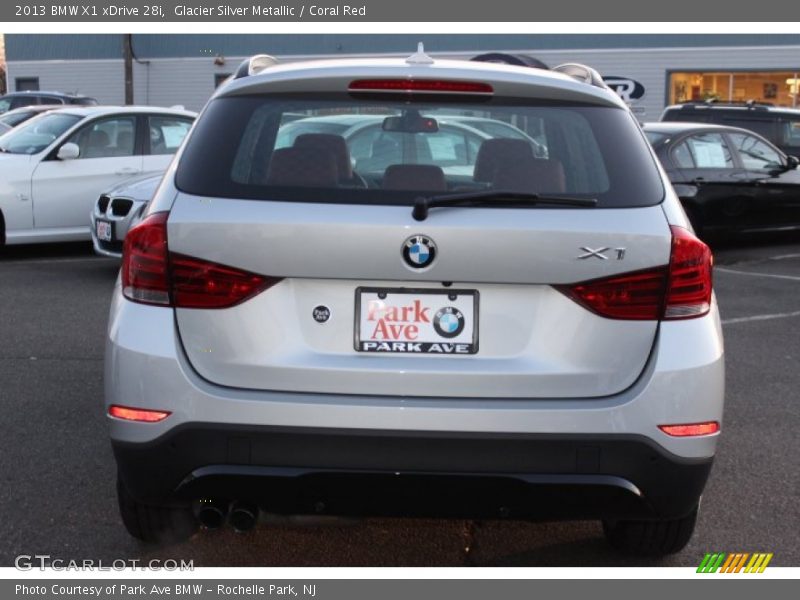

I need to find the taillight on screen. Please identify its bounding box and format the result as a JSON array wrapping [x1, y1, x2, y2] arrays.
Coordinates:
[[349, 79, 494, 94], [122, 212, 170, 306], [659, 421, 720, 437], [108, 405, 170, 423], [122, 212, 279, 309], [559, 268, 667, 320], [558, 226, 712, 321], [664, 225, 713, 319], [170, 253, 277, 309]]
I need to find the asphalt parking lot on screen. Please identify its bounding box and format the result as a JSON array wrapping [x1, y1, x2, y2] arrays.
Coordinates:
[[1, 236, 798, 567]]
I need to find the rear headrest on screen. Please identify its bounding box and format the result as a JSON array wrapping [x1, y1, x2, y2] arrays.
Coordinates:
[[293, 133, 353, 180], [473, 138, 534, 182], [265, 147, 338, 187], [492, 156, 566, 193], [383, 164, 447, 191]]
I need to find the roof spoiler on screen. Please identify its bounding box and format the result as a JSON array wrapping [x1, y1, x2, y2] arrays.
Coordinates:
[[234, 54, 279, 79], [552, 63, 608, 90]]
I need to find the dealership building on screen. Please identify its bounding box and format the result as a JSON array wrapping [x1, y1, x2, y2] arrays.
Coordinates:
[[5, 34, 800, 118]]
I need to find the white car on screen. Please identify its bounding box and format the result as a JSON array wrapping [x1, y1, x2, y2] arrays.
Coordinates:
[[0, 106, 195, 247]]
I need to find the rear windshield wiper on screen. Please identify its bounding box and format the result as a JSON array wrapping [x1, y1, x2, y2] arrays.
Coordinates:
[[412, 190, 597, 221]]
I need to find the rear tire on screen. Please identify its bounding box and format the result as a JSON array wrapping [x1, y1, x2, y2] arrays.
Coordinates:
[[116, 474, 198, 543], [602, 505, 698, 556]]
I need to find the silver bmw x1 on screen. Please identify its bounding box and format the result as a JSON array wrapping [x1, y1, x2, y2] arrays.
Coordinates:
[[106, 49, 724, 555]]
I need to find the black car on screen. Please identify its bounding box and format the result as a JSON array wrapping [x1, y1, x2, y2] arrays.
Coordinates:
[[644, 122, 800, 237], [661, 101, 800, 157], [0, 91, 98, 114]]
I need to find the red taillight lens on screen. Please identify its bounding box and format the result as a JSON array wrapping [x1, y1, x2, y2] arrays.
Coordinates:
[[122, 212, 279, 309], [170, 253, 277, 309], [122, 212, 171, 306], [108, 405, 171, 423], [559, 268, 667, 320], [558, 226, 712, 321], [664, 225, 713, 319], [659, 421, 720, 437], [349, 79, 494, 94]]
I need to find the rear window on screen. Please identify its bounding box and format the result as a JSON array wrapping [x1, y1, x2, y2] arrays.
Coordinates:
[[176, 94, 664, 208], [662, 108, 710, 123], [721, 117, 776, 141], [778, 118, 800, 147]]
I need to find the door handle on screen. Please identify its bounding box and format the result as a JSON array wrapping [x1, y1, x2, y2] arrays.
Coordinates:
[[115, 168, 141, 176]]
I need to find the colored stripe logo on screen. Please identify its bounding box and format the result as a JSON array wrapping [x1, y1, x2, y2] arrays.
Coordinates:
[[697, 552, 773, 573]]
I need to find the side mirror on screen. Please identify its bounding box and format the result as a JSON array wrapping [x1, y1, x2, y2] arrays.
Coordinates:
[[57, 142, 80, 160], [787, 155, 799, 170]]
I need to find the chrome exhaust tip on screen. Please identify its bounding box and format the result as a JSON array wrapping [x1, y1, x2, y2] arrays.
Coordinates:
[[228, 501, 259, 533]]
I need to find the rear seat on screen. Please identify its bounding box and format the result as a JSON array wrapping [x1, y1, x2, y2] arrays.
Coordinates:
[[265, 147, 338, 187], [383, 164, 447, 191]]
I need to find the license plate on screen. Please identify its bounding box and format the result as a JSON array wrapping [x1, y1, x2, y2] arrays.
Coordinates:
[[355, 288, 478, 354], [96, 220, 113, 242]]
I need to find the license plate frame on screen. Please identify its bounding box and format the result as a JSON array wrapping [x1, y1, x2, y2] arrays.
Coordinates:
[[354, 287, 479, 354]]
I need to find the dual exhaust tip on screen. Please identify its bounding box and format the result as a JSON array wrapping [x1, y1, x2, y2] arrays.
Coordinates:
[[196, 500, 259, 533]]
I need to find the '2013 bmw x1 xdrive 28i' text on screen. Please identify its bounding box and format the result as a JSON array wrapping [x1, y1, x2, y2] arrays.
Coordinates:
[[106, 49, 724, 556]]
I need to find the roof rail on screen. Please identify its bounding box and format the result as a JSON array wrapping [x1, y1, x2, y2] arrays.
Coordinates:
[[551, 63, 607, 90], [470, 52, 549, 70], [233, 54, 279, 79], [677, 100, 772, 109]]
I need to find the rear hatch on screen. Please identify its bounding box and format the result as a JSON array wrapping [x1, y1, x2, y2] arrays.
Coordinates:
[[162, 67, 671, 399]]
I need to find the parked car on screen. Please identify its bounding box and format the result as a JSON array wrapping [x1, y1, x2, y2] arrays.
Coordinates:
[[661, 100, 800, 157], [108, 52, 723, 555], [644, 121, 800, 237], [91, 174, 161, 257], [0, 106, 195, 247], [443, 115, 548, 156], [0, 91, 98, 114], [276, 114, 542, 179], [0, 104, 64, 134]]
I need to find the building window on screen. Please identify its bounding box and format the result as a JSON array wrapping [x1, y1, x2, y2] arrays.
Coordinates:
[[214, 73, 232, 88], [15, 77, 40, 92], [669, 71, 800, 108]]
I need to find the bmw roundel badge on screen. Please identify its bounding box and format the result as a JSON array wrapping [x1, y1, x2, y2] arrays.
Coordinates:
[[402, 235, 437, 269], [433, 306, 465, 338]]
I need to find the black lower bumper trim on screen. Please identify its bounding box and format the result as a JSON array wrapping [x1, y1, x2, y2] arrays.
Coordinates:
[[113, 425, 713, 521]]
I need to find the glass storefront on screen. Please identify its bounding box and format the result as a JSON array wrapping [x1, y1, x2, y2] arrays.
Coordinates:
[[669, 71, 800, 107]]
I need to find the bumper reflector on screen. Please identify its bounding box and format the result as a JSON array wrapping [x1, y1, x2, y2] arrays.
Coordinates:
[[108, 405, 171, 423], [658, 421, 720, 437]]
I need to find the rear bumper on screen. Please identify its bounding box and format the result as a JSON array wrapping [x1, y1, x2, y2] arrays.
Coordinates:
[[114, 425, 712, 520], [106, 290, 725, 458], [107, 288, 723, 520]]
